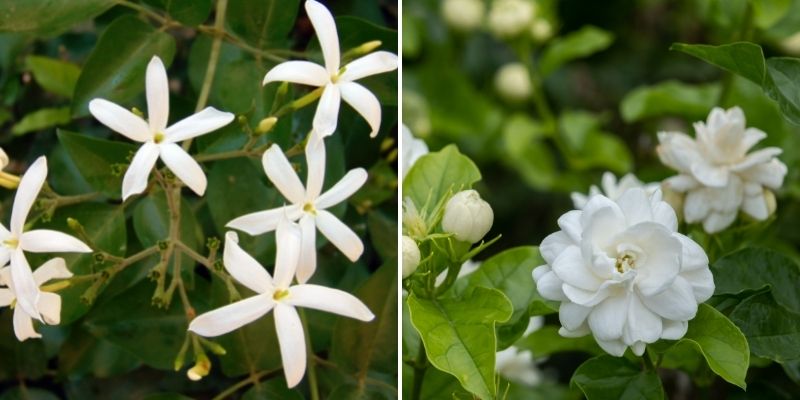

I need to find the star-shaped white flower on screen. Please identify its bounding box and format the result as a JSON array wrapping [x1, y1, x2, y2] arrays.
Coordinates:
[[263, 0, 398, 139], [188, 226, 374, 388], [89, 56, 235, 200], [0, 157, 91, 320], [227, 140, 367, 283], [0, 257, 72, 341]]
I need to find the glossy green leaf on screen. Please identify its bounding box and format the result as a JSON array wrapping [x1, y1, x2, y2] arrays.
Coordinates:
[[402, 144, 481, 212], [730, 293, 800, 363], [539, 26, 614, 76], [57, 129, 137, 199], [500, 114, 556, 189], [517, 326, 602, 357], [620, 81, 721, 123], [11, 107, 71, 136], [0, 0, 114, 34], [764, 57, 800, 125], [225, 0, 300, 48], [58, 325, 141, 378], [144, 0, 212, 26], [571, 355, 665, 400], [407, 287, 512, 400], [132, 188, 202, 260], [712, 247, 800, 314], [72, 15, 176, 117], [670, 42, 765, 85], [25, 55, 80, 98]]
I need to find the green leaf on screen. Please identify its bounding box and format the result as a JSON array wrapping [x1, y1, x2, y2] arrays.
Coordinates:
[[0, 387, 59, 400], [57, 129, 137, 199], [764, 57, 800, 125], [670, 42, 765, 85], [730, 293, 800, 363], [367, 211, 398, 263], [25, 55, 80, 98], [132, 188, 202, 263], [752, 0, 792, 29], [144, 0, 212, 26], [331, 262, 397, 375], [539, 26, 614, 76], [620, 81, 721, 123], [559, 111, 632, 173], [500, 114, 556, 190], [11, 107, 71, 136], [712, 247, 800, 314], [571, 355, 665, 400], [72, 15, 176, 117], [407, 287, 512, 400], [517, 326, 603, 357], [58, 325, 141, 378], [225, 0, 300, 48], [402, 144, 481, 212], [0, 0, 114, 34], [242, 379, 303, 400]]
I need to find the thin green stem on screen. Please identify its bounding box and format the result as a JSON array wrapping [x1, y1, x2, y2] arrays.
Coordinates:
[[411, 341, 428, 400], [211, 368, 282, 400], [300, 309, 320, 400]]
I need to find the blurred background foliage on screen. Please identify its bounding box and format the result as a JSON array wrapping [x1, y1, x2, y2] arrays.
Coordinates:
[[403, 0, 800, 398], [0, 0, 397, 399]]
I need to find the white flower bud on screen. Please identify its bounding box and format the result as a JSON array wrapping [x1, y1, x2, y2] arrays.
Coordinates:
[[765, 189, 777, 217], [441, 0, 485, 32], [488, 0, 536, 38], [530, 19, 553, 42], [441, 190, 494, 243], [495, 63, 532, 102], [402, 236, 421, 278]]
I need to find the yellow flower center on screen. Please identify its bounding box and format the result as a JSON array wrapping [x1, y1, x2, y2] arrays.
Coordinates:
[[2, 237, 18, 249], [303, 202, 316, 215], [615, 251, 637, 273], [273, 289, 290, 301], [154, 131, 165, 143]]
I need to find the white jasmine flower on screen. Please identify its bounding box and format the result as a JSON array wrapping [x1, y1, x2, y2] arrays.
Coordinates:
[[496, 317, 545, 386], [402, 236, 421, 278], [494, 63, 532, 102], [571, 172, 659, 210], [188, 227, 374, 388], [0, 148, 8, 171], [0, 157, 91, 320], [533, 188, 714, 356], [0, 258, 71, 341], [441, 0, 485, 31], [89, 56, 234, 200], [488, 0, 536, 38], [441, 190, 494, 243], [262, 0, 398, 139], [657, 106, 787, 233], [401, 125, 428, 178], [227, 140, 367, 283]]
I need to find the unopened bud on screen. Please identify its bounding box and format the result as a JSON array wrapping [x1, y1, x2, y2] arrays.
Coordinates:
[[530, 19, 553, 42], [187, 354, 211, 381], [67, 217, 82, 232], [765, 189, 777, 217], [256, 117, 278, 134], [402, 236, 421, 278], [200, 338, 227, 355], [488, 0, 536, 38], [131, 107, 144, 118], [495, 63, 532, 102], [441, 190, 494, 243], [442, 0, 484, 31]]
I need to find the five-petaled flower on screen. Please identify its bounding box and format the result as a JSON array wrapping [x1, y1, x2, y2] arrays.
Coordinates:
[[533, 188, 714, 356], [0, 258, 72, 341], [0, 157, 91, 322], [188, 226, 374, 388], [89, 56, 235, 200], [227, 140, 367, 283], [262, 0, 398, 139], [657, 106, 787, 233]]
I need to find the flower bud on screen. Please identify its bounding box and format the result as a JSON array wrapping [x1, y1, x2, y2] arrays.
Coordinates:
[[402, 236, 421, 278], [765, 189, 777, 217], [494, 63, 532, 102], [488, 0, 536, 38], [256, 117, 278, 134], [530, 19, 553, 42], [441, 0, 484, 32], [187, 354, 211, 381], [441, 190, 493, 243]]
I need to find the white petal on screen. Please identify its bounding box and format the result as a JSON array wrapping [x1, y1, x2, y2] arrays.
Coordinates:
[[663, 175, 699, 192], [656, 131, 702, 173], [741, 128, 766, 152], [730, 147, 782, 172], [690, 162, 729, 187], [286, 284, 374, 321], [595, 338, 627, 357], [315, 168, 368, 209], [640, 276, 697, 321], [559, 324, 591, 338], [683, 189, 712, 224], [274, 219, 302, 289], [624, 295, 662, 345], [262, 145, 306, 204], [739, 159, 787, 189], [559, 302, 591, 331], [159, 143, 207, 196], [741, 193, 769, 220], [10, 249, 40, 320], [312, 84, 341, 138], [0, 246, 9, 269], [226, 204, 303, 235], [539, 231, 573, 265], [675, 233, 709, 272], [562, 280, 615, 307], [551, 246, 602, 291], [315, 210, 363, 261], [262, 61, 329, 86], [88, 99, 151, 142], [631, 341, 646, 356], [339, 82, 381, 138], [164, 107, 235, 143], [146, 56, 170, 133], [588, 295, 629, 341], [32, 257, 71, 285], [340, 51, 398, 82], [557, 210, 583, 244], [0, 148, 8, 170], [275, 304, 306, 388], [681, 268, 714, 303], [223, 232, 273, 294], [616, 188, 653, 226], [305, 138, 326, 202], [38, 292, 62, 325], [11, 157, 47, 236], [305, 0, 340, 74], [618, 223, 682, 296], [661, 320, 688, 340], [21, 230, 91, 253], [296, 215, 317, 284], [702, 211, 737, 233], [189, 294, 275, 337], [533, 266, 568, 302], [13, 307, 40, 341], [122, 142, 159, 200], [652, 201, 678, 232], [0, 288, 13, 307]]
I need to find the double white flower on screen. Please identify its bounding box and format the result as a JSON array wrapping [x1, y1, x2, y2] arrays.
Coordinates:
[[0, 258, 71, 341], [263, 0, 398, 139], [89, 56, 234, 200], [227, 140, 366, 283], [0, 157, 91, 322], [571, 172, 659, 210], [533, 188, 714, 356], [657, 107, 787, 233], [189, 226, 374, 388]]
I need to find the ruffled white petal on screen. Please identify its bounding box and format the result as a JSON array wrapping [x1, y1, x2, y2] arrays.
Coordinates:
[[88, 99, 151, 142], [286, 284, 374, 321], [146, 56, 170, 133], [223, 232, 273, 294], [189, 294, 275, 337], [262, 61, 329, 86], [315, 210, 363, 261], [159, 143, 207, 196], [122, 142, 160, 200], [164, 107, 235, 143], [339, 81, 381, 138], [315, 168, 367, 209]]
